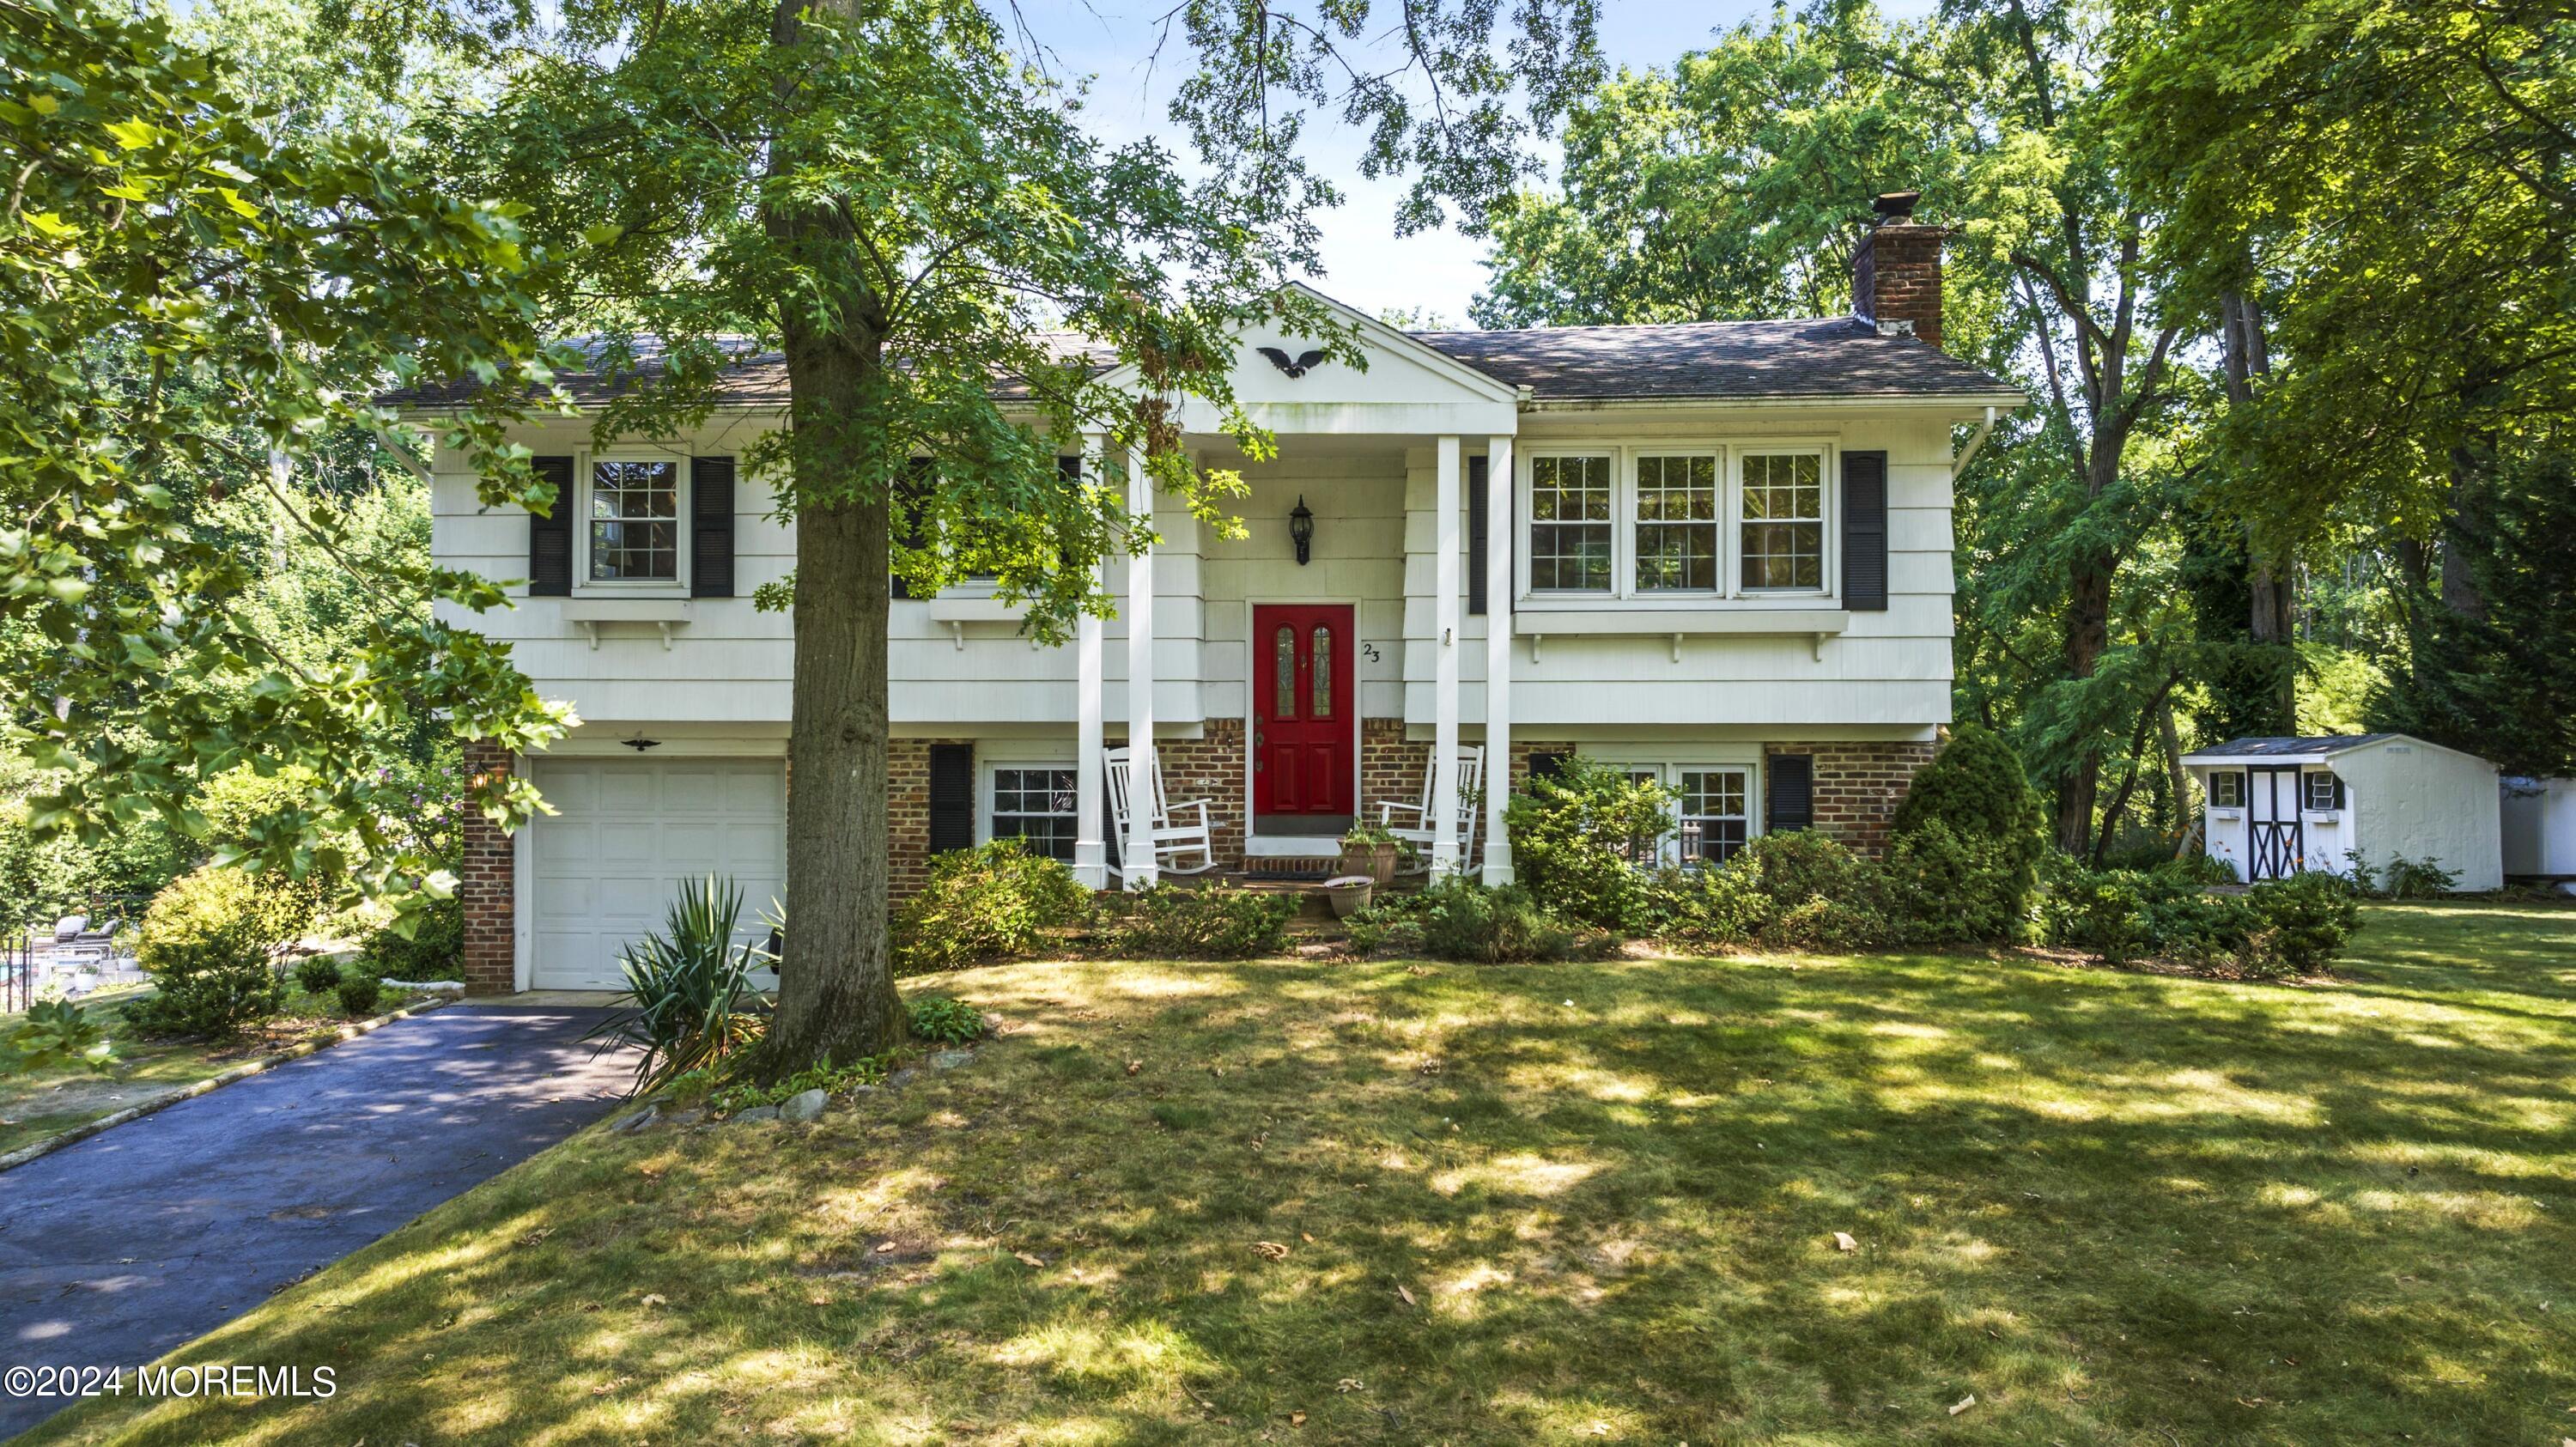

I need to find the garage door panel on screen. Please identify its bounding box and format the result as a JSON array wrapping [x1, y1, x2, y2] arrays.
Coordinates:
[[527, 757, 787, 991]]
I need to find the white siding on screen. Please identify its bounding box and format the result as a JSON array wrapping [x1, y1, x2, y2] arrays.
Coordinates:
[[2337, 739, 2504, 891]]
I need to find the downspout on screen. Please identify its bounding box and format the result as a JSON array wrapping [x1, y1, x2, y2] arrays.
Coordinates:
[[1952, 405, 1998, 480]]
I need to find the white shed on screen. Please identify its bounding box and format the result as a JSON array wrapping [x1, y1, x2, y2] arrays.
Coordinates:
[[2179, 733, 2501, 891], [2500, 776, 2576, 879]]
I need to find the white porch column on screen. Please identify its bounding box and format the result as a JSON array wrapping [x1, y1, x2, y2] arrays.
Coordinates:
[[1072, 431, 1109, 889], [1123, 441, 1159, 889], [1481, 435, 1515, 885], [1431, 435, 1463, 877]]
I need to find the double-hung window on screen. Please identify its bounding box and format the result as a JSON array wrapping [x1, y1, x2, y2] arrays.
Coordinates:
[[589, 459, 681, 582], [990, 765, 1078, 861], [1528, 454, 1615, 593], [1634, 453, 1720, 592], [1675, 769, 1752, 865], [1599, 761, 1758, 866], [1739, 452, 1824, 591], [1519, 445, 1832, 602]]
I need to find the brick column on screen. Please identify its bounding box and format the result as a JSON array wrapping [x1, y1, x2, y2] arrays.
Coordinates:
[[459, 739, 516, 995]]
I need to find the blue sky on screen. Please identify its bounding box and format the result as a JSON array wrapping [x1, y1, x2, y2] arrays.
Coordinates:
[[1002, 0, 1939, 325]]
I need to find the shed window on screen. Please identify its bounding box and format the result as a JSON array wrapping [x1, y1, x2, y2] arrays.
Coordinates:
[[2303, 771, 2342, 812], [2210, 771, 2244, 808]]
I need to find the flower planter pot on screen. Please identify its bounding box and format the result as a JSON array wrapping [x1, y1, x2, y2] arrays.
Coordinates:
[[1323, 876, 1376, 917], [1340, 842, 1400, 886]]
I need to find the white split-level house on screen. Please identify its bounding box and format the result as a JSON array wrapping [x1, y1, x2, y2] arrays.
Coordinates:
[[404, 195, 2025, 992]]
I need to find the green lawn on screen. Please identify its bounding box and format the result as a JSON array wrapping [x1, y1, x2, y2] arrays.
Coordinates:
[[0, 982, 432, 1157], [27, 901, 2576, 1444]]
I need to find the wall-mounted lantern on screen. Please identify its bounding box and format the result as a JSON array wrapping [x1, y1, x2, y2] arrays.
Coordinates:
[[1289, 495, 1315, 565]]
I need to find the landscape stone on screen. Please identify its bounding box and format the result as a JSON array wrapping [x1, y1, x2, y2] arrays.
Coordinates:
[[780, 1088, 829, 1122], [929, 1050, 973, 1070], [732, 1105, 780, 1123]]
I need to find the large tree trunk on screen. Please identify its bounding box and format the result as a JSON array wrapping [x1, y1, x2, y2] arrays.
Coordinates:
[[2056, 556, 2111, 854], [2223, 289, 2297, 730], [766, 334, 905, 1070]]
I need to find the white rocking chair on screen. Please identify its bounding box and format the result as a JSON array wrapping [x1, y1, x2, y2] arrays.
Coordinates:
[[1104, 745, 1220, 879], [1379, 745, 1485, 873]]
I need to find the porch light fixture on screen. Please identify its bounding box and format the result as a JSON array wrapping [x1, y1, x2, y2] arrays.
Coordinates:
[[1289, 495, 1315, 565]]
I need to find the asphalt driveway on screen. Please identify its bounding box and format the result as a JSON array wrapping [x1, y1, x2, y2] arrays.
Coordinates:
[[0, 1002, 630, 1438]]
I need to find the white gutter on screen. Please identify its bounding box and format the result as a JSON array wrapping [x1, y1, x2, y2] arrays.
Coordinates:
[[1952, 405, 1999, 480]]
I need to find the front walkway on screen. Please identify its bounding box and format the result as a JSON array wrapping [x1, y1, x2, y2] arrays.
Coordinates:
[[0, 1001, 630, 1438]]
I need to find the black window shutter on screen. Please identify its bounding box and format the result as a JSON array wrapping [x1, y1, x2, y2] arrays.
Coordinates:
[[891, 458, 933, 599], [690, 456, 735, 599], [1527, 751, 1571, 784], [1468, 454, 1488, 616], [927, 744, 975, 853], [1766, 754, 1814, 831], [1842, 450, 1888, 611], [526, 455, 575, 596]]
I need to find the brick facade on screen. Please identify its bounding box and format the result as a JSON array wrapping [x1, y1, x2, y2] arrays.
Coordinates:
[[887, 738, 969, 897], [1769, 739, 1939, 858], [1153, 718, 1248, 870], [459, 739, 516, 995]]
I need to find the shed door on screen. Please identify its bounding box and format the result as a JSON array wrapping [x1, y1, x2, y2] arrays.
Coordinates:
[[2245, 764, 2306, 881], [527, 757, 786, 991]]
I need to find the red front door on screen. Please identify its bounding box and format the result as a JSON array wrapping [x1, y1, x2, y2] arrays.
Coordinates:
[[1253, 604, 1354, 819]]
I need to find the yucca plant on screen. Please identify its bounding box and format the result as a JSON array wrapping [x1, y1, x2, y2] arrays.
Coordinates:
[[584, 875, 771, 1094]]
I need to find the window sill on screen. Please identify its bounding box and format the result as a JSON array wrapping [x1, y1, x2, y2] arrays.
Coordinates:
[[560, 598, 692, 650], [1510, 607, 1849, 636], [925, 598, 1028, 623]]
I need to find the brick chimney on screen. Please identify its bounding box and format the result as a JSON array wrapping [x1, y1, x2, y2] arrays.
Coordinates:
[[1851, 191, 1945, 349]]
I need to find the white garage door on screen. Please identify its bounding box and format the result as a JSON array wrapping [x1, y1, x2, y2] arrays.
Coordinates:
[[527, 757, 787, 991]]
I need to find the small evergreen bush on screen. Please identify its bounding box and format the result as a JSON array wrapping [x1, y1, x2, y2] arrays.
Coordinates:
[[1343, 888, 1434, 955], [907, 994, 987, 1044], [1111, 885, 1295, 958], [1741, 831, 1888, 948], [334, 971, 385, 1017], [1505, 757, 1673, 931], [1882, 821, 2027, 945], [1638, 862, 1769, 946], [2038, 860, 2158, 966], [363, 896, 465, 979], [1889, 725, 2047, 930], [125, 866, 289, 1038], [1416, 879, 1583, 963], [2245, 870, 2361, 975], [895, 838, 1092, 974], [293, 955, 345, 995]]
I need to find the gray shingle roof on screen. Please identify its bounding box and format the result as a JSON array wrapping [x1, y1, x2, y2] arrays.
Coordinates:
[[2190, 734, 2402, 758], [386, 317, 2017, 410], [1411, 318, 2019, 400]]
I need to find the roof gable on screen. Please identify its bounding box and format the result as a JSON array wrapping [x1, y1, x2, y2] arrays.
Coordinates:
[[1093, 283, 1521, 407]]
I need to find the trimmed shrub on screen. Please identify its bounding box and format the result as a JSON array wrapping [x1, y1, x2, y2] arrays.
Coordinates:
[[1883, 821, 2028, 945], [293, 955, 346, 995], [1741, 831, 1888, 948], [1111, 885, 1295, 958], [2245, 870, 2361, 976], [125, 866, 289, 1038], [334, 971, 385, 1017], [2038, 859, 2157, 966], [1416, 879, 1583, 964], [1890, 724, 2047, 930], [895, 838, 1092, 975], [1638, 862, 1769, 947], [907, 994, 987, 1044], [1505, 757, 1674, 931], [363, 896, 465, 980], [1343, 889, 1433, 956]]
